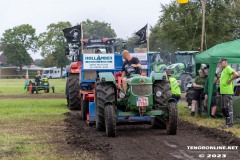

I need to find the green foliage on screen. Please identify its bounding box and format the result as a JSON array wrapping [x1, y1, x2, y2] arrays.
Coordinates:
[[1, 24, 38, 71], [150, 0, 240, 52], [38, 22, 71, 68], [82, 19, 116, 39], [3, 43, 32, 70]]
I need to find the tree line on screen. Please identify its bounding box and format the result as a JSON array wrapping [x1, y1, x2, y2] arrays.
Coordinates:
[[1, 0, 240, 72]]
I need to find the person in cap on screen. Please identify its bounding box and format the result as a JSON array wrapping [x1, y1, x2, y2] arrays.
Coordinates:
[[121, 50, 141, 94], [165, 70, 181, 103], [219, 58, 238, 128], [191, 68, 208, 116]]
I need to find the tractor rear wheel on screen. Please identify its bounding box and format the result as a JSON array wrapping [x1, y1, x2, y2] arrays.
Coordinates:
[[186, 86, 194, 107], [35, 86, 39, 94], [153, 80, 172, 106], [104, 104, 116, 137], [68, 73, 80, 110], [180, 74, 192, 92], [31, 83, 36, 94], [95, 81, 116, 131], [80, 95, 89, 120], [166, 102, 178, 135]]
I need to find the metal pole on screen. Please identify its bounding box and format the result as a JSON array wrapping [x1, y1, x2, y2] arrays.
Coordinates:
[[200, 0, 206, 52]]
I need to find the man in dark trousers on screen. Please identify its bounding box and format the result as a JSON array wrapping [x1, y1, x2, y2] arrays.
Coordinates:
[[121, 50, 141, 94], [219, 58, 238, 128]]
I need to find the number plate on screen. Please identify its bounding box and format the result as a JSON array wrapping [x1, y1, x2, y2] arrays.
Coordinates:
[[136, 97, 149, 106], [44, 83, 48, 85]]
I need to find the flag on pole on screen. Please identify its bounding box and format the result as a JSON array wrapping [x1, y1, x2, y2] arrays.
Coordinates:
[[135, 24, 148, 45], [24, 70, 29, 90], [63, 25, 81, 43]]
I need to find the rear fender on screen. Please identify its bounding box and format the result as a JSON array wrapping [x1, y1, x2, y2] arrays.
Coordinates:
[[70, 61, 82, 73], [151, 71, 168, 82], [98, 72, 116, 84]]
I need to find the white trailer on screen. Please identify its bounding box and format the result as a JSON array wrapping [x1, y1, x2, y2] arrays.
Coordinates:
[[42, 67, 61, 79]]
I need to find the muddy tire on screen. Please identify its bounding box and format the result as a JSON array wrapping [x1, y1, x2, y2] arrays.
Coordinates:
[[166, 102, 178, 135], [105, 104, 116, 137], [186, 87, 194, 107], [68, 73, 80, 110], [31, 83, 35, 94], [152, 116, 166, 129], [180, 74, 193, 92], [153, 80, 172, 106], [81, 95, 89, 120], [95, 81, 116, 131], [65, 80, 69, 106]]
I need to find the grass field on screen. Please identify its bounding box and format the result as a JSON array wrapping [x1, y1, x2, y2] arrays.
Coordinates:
[[0, 99, 69, 160], [0, 79, 66, 94], [0, 79, 239, 159]]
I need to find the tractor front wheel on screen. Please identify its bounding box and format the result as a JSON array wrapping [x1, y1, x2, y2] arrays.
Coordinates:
[[166, 102, 178, 135], [95, 81, 116, 132], [152, 116, 166, 129], [104, 104, 116, 137]]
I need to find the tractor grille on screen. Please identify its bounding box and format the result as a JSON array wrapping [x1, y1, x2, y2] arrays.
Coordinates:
[[84, 71, 96, 80], [131, 84, 152, 96]]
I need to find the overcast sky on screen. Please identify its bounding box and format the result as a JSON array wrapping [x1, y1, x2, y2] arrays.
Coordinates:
[[0, 0, 172, 59]]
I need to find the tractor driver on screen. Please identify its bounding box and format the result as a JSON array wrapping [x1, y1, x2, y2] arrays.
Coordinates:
[[35, 70, 41, 86], [121, 50, 142, 94]]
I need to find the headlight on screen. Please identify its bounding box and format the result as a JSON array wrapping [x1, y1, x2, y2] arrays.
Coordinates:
[[156, 91, 162, 97], [119, 91, 125, 98]]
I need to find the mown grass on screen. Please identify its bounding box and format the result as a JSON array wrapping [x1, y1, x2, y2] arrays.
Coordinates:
[[0, 78, 66, 94], [178, 101, 240, 138], [0, 99, 66, 160], [0, 99, 99, 160]]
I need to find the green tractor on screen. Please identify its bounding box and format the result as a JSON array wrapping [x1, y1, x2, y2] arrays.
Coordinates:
[[28, 77, 54, 94], [94, 66, 178, 137], [167, 51, 199, 92]]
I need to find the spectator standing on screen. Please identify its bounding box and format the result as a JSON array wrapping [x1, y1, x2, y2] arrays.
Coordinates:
[[219, 58, 238, 128]]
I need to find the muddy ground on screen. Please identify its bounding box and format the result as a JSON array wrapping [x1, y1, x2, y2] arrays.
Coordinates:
[[1, 94, 239, 159], [64, 111, 240, 160]]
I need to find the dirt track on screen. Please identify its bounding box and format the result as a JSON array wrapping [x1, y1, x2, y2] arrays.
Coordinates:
[[2, 94, 239, 159], [64, 111, 240, 160]]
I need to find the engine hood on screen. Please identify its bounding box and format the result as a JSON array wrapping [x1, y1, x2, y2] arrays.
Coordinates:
[[128, 75, 152, 85]]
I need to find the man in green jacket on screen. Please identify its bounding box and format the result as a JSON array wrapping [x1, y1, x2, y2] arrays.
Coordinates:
[[219, 58, 238, 128], [166, 70, 181, 103]]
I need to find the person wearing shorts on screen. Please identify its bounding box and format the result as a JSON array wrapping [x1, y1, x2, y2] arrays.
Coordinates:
[[203, 73, 218, 118], [191, 68, 208, 116]]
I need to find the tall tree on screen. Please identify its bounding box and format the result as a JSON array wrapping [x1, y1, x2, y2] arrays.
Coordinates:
[[149, 0, 240, 53], [82, 19, 116, 39], [38, 22, 71, 70], [1, 24, 38, 72]]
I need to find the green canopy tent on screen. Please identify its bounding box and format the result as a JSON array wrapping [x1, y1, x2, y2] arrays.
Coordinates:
[[194, 39, 240, 116]]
